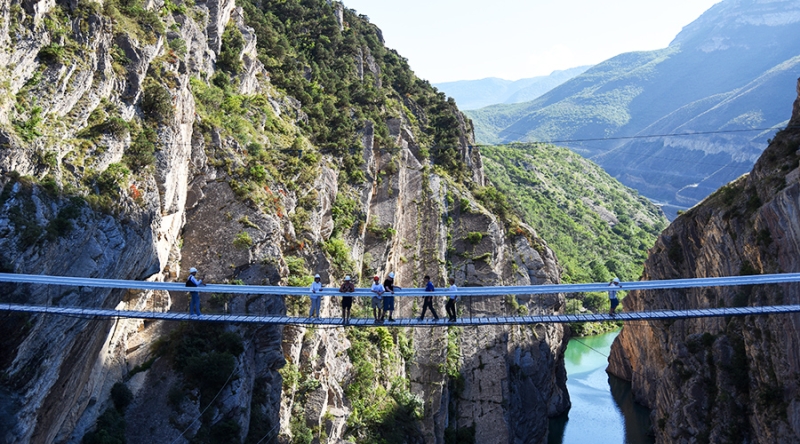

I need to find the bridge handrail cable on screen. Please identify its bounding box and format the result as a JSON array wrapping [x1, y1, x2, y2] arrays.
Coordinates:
[[2, 272, 800, 297]]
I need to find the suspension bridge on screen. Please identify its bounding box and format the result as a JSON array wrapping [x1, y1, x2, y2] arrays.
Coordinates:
[[1, 272, 800, 327]]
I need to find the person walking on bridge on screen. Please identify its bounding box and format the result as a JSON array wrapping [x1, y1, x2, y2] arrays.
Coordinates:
[[186, 267, 205, 317], [339, 275, 355, 324], [446, 277, 459, 322], [608, 277, 621, 316], [382, 272, 400, 322], [371, 275, 385, 323], [419, 275, 439, 321], [309, 274, 323, 318]]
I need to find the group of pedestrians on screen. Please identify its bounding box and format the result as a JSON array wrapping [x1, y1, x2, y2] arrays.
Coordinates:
[[420, 275, 459, 321], [316, 272, 460, 323], [369, 272, 399, 323], [187, 266, 623, 321]]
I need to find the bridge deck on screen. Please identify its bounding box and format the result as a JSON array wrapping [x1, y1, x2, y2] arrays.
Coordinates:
[[2, 272, 800, 326], [2, 303, 799, 327]]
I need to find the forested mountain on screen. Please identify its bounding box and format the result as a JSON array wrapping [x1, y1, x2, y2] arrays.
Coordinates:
[[467, 0, 800, 218], [481, 144, 667, 284], [0, 0, 572, 443], [433, 66, 590, 110]]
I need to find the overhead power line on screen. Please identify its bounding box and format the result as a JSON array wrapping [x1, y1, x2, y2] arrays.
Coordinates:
[[46, 124, 794, 153], [491, 124, 795, 146]]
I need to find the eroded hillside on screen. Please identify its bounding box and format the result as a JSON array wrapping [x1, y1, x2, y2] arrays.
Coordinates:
[[467, 0, 800, 216]]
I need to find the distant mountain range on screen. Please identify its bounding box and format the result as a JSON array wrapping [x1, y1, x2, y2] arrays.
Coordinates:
[[465, 0, 800, 218], [433, 66, 590, 110]]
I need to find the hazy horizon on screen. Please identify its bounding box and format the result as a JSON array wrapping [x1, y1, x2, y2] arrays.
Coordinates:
[[342, 0, 722, 83]]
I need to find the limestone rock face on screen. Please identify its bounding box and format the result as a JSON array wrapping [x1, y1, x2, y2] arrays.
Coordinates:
[[0, 0, 570, 443], [278, 114, 569, 444], [0, 0, 275, 440], [608, 78, 800, 443]]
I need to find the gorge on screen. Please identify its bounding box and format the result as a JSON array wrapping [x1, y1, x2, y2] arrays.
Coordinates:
[[0, 0, 572, 442], [2, 0, 798, 441]]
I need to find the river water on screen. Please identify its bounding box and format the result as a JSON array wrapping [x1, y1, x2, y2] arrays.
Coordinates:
[[548, 330, 654, 444]]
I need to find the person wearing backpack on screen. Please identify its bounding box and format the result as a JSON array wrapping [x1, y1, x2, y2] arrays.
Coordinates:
[[186, 267, 205, 317], [339, 275, 355, 324]]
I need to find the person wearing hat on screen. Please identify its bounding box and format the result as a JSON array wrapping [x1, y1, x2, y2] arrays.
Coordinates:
[[370, 275, 385, 323], [339, 275, 355, 324], [608, 277, 621, 316], [382, 271, 400, 322], [309, 274, 324, 318], [185, 267, 204, 317]]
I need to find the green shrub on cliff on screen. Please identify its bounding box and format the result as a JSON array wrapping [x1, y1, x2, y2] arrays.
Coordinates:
[[344, 327, 424, 443], [82, 383, 133, 444], [124, 126, 157, 172], [82, 408, 126, 444], [141, 82, 173, 124], [216, 24, 245, 75], [155, 323, 244, 408], [237, 0, 470, 180]]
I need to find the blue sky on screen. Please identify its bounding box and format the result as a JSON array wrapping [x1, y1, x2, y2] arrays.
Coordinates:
[[341, 0, 722, 83]]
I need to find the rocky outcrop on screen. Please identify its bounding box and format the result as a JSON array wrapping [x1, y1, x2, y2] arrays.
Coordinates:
[[276, 110, 569, 443], [608, 78, 800, 443], [0, 0, 570, 443], [0, 0, 275, 441]]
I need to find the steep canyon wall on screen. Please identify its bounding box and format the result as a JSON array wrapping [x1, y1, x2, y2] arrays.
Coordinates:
[[608, 78, 800, 443]]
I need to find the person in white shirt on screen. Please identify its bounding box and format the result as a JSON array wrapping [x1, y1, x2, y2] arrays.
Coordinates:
[[446, 277, 459, 321], [608, 277, 621, 315], [309, 274, 323, 317], [371, 275, 385, 323]]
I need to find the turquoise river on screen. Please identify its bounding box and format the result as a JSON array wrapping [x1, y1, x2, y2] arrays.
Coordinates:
[[549, 330, 654, 444]]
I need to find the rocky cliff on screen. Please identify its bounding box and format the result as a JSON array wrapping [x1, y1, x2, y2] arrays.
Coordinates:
[[0, 0, 569, 443], [608, 78, 800, 443]]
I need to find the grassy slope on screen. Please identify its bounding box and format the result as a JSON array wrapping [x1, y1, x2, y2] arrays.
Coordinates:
[[466, 49, 677, 147], [481, 143, 668, 284]]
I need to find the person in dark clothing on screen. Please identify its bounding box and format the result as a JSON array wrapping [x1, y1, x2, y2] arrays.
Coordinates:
[[339, 275, 355, 324], [186, 267, 204, 317], [419, 275, 439, 321], [382, 271, 400, 322]]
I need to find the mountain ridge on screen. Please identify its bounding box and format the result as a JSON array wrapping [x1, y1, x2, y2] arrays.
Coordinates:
[[0, 0, 572, 442], [433, 66, 591, 110], [466, 0, 800, 218]]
